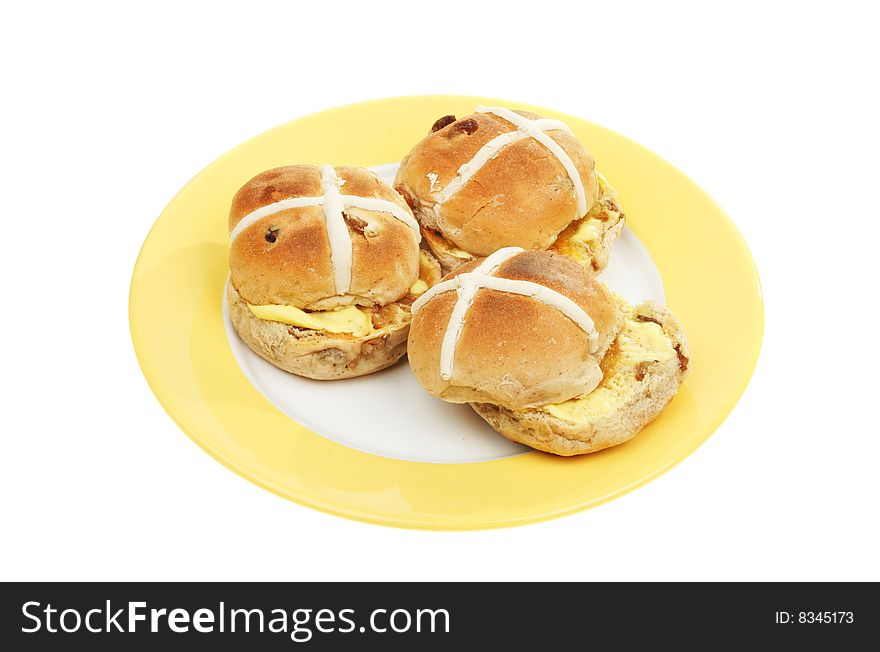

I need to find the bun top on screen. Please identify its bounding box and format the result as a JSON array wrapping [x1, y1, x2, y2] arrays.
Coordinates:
[[229, 165, 421, 310], [407, 249, 622, 410], [394, 107, 599, 257]]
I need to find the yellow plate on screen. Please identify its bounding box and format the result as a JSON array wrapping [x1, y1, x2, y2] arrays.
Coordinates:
[[130, 96, 763, 530]]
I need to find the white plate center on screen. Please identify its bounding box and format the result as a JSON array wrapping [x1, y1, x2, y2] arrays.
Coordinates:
[[223, 163, 666, 463]]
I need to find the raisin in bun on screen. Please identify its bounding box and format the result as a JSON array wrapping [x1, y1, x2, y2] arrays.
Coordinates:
[[407, 249, 689, 456], [228, 164, 440, 380], [394, 107, 625, 273]]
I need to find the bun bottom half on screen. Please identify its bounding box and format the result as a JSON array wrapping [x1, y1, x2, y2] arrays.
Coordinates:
[[471, 301, 689, 456], [228, 283, 410, 380]]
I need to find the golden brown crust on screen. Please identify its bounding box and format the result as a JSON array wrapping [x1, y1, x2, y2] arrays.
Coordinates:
[[227, 283, 410, 380], [229, 165, 419, 309], [471, 301, 689, 455], [407, 251, 622, 410], [394, 110, 599, 257], [229, 165, 322, 226]]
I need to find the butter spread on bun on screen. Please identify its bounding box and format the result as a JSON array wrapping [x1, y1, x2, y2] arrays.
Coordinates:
[[228, 165, 440, 380]]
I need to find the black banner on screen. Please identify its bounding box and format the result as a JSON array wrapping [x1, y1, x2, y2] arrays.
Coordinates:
[[0, 582, 874, 649]]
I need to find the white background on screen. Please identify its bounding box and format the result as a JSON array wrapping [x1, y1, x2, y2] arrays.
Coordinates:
[[2, 1, 878, 581]]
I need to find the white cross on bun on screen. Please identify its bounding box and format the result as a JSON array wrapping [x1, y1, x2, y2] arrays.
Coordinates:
[[228, 164, 440, 379], [407, 249, 689, 456], [394, 107, 625, 274]]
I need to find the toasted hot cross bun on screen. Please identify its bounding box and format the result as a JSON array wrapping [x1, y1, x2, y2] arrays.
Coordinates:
[[228, 164, 440, 379], [394, 107, 625, 273], [407, 249, 689, 455], [407, 249, 622, 410]]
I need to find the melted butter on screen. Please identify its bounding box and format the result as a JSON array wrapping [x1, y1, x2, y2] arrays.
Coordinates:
[[552, 218, 601, 266], [417, 248, 438, 277], [570, 219, 601, 243], [543, 318, 675, 424], [617, 320, 676, 363], [248, 304, 373, 337], [409, 279, 428, 296], [544, 384, 619, 422], [551, 169, 615, 264]]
